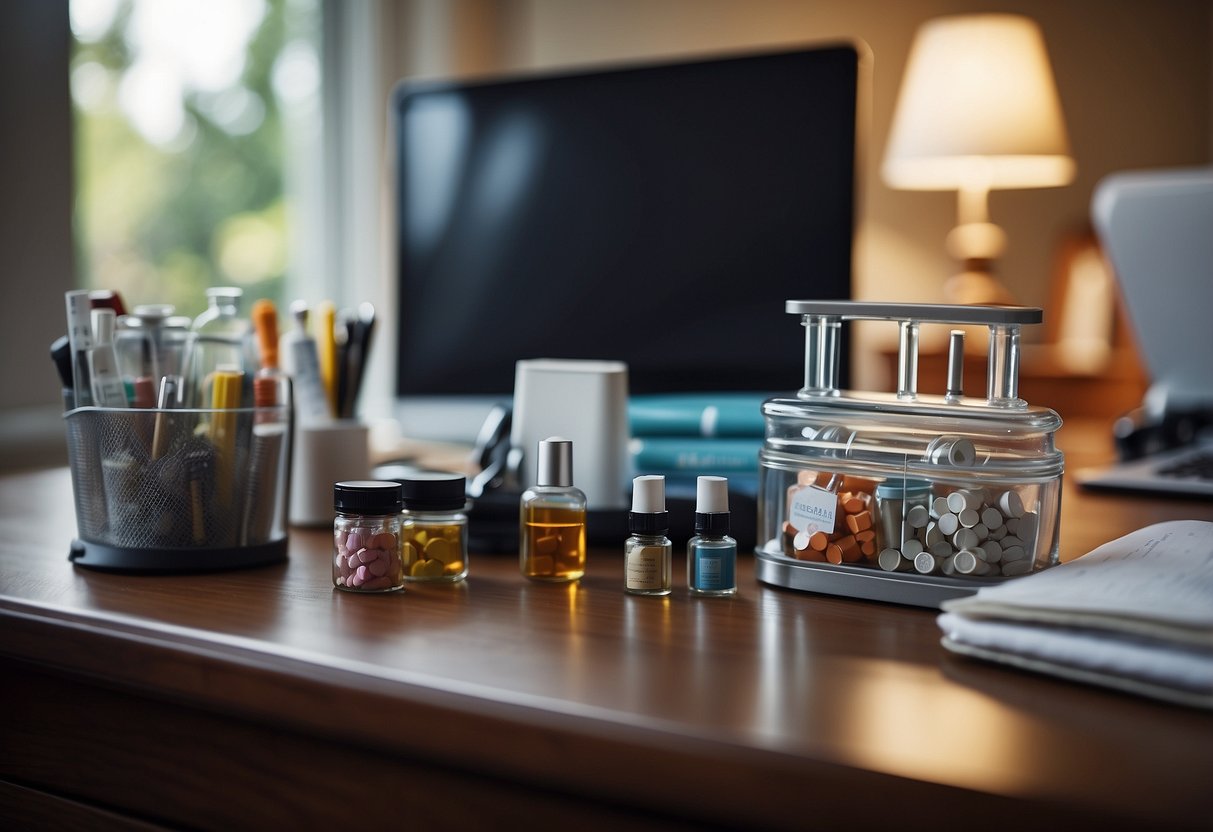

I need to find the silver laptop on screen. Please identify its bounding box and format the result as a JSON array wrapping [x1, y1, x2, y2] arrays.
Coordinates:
[[1079, 166, 1213, 498]]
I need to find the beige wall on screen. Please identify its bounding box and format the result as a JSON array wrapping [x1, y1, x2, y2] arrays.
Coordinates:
[[401, 0, 1212, 386]]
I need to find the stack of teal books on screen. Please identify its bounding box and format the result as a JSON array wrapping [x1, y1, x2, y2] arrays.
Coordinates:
[[628, 393, 771, 487]]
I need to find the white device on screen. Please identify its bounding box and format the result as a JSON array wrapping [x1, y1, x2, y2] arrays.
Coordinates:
[[511, 359, 631, 510]]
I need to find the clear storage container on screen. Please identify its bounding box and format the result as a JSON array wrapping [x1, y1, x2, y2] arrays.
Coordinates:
[[756, 302, 1063, 608]]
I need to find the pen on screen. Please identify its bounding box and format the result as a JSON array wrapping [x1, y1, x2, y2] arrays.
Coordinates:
[[316, 300, 337, 418], [151, 375, 182, 461], [341, 302, 375, 419]]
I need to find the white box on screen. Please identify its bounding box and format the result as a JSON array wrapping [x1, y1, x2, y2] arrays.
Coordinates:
[[511, 359, 630, 509]]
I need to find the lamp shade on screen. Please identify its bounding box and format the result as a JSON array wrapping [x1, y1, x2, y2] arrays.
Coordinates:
[[883, 14, 1075, 191]]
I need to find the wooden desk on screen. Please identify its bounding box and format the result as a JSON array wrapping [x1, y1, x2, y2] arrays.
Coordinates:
[[2, 423, 1211, 830]]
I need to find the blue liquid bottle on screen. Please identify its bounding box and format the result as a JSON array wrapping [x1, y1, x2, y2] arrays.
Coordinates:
[[687, 476, 737, 596]]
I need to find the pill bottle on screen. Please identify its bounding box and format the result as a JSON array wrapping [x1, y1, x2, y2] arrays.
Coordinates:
[[625, 475, 672, 596], [687, 476, 737, 597], [401, 472, 469, 582], [520, 437, 587, 582], [333, 480, 405, 593], [874, 478, 932, 554]]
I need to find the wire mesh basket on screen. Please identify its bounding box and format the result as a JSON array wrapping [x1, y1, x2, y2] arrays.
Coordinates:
[[64, 404, 291, 571]]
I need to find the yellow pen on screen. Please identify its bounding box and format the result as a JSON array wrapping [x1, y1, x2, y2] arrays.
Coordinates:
[[210, 366, 244, 512], [316, 300, 337, 418]]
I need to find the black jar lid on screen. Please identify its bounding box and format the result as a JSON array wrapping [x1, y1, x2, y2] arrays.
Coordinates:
[[399, 472, 467, 511], [334, 480, 403, 514]]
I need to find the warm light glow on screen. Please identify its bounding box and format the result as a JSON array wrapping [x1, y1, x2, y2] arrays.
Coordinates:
[[883, 14, 1075, 192]]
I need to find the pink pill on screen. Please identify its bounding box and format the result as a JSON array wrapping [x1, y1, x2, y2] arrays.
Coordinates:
[[370, 532, 396, 551], [368, 559, 387, 577], [347, 571, 364, 587], [346, 554, 360, 570], [345, 532, 365, 552], [355, 565, 369, 583], [358, 548, 386, 565]]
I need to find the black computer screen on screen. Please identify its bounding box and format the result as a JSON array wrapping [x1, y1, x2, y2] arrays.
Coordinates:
[[393, 44, 858, 397]]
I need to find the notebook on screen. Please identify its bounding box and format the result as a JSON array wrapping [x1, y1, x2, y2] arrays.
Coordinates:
[[1079, 167, 1213, 499]]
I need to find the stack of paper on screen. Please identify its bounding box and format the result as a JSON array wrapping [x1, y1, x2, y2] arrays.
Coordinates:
[[938, 520, 1213, 708]]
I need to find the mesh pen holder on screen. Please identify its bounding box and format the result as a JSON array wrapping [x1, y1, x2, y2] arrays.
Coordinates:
[[64, 404, 292, 572]]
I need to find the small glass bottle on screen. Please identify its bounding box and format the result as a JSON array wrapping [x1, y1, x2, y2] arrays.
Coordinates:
[[521, 437, 587, 582], [188, 286, 251, 407], [401, 472, 469, 582], [687, 475, 738, 596], [624, 475, 672, 596], [333, 480, 405, 593]]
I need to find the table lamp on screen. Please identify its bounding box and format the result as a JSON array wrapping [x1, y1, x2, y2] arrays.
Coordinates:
[[883, 14, 1075, 304]]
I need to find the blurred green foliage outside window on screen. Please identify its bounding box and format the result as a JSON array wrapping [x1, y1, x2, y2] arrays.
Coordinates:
[[70, 0, 321, 319]]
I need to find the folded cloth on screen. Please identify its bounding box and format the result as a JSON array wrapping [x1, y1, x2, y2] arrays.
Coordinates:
[[938, 520, 1213, 709]]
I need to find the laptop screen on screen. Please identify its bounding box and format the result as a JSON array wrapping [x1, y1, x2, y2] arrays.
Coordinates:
[[1093, 167, 1213, 416]]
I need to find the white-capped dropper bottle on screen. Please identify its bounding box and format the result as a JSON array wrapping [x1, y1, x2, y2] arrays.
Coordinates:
[[687, 475, 737, 596], [624, 475, 672, 596]]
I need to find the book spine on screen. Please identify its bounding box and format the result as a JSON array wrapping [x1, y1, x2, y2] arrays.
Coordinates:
[[628, 395, 768, 438], [630, 438, 762, 474]]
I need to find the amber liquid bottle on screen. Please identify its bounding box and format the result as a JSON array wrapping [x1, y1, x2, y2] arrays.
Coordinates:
[[520, 438, 587, 582]]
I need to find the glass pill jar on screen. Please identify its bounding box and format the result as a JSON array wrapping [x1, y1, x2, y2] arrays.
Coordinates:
[[400, 472, 469, 583], [333, 480, 405, 593]]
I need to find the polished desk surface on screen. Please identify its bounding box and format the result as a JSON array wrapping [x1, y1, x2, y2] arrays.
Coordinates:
[[1, 422, 1211, 830]]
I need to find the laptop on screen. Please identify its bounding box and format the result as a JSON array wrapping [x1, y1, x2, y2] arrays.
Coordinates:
[[1079, 167, 1213, 498]]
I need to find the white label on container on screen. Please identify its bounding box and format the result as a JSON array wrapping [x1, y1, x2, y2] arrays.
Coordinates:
[[788, 485, 837, 535], [626, 545, 664, 589]]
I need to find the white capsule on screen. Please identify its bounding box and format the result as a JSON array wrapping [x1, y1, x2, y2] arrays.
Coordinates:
[[973, 522, 989, 541], [924, 521, 943, 546], [981, 506, 1004, 530], [901, 538, 924, 558], [906, 505, 930, 529], [930, 540, 954, 559], [953, 527, 979, 550], [913, 551, 941, 574], [998, 490, 1025, 519], [931, 496, 950, 519], [981, 538, 1003, 560], [952, 549, 980, 575], [988, 524, 1008, 541], [937, 513, 960, 536], [959, 508, 980, 528], [878, 548, 908, 572], [946, 491, 967, 514]]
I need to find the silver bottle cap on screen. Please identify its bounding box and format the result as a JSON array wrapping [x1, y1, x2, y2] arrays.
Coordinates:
[[536, 437, 573, 487]]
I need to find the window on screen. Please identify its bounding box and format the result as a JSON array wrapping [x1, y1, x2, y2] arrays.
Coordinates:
[[69, 0, 322, 319]]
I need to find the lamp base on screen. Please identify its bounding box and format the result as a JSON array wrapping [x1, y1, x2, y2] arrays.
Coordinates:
[[943, 264, 1016, 306]]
